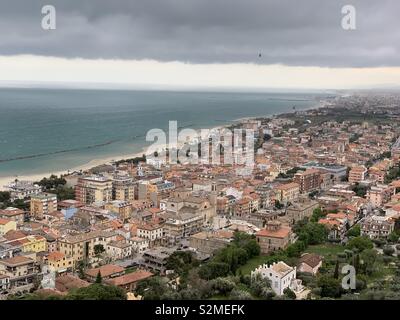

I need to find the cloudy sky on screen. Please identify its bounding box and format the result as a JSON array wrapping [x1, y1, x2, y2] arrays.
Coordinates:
[[0, 0, 399, 89]]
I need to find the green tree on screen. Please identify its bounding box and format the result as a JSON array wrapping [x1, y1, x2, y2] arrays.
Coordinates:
[[95, 271, 102, 284], [94, 244, 105, 256], [346, 236, 373, 252], [317, 275, 342, 298], [66, 283, 126, 300], [198, 262, 230, 280], [347, 225, 361, 238], [283, 287, 297, 300], [333, 260, 339, 279]]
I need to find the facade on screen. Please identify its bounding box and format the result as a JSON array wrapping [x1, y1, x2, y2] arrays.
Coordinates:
[[104, 201, 133, 221], [361, 215, 395, 239], [286, 198, 319, 224], [57, 231, 116, 264], [0, 218, 17, 236], [163, 212, 204, 244], [75, 175, 113, 204], [348, 166, 368, 184], [0, 208, 26, 226], [136, 223, 163, 246], [297, 253, 323, 275], [256, 221, 292, 254], [112, 172, 135, 201], [251, 261, 303, 296], [30, 193, 57, 220], [293, 169, 322, 193], [189, 230, 233, 255], [0, 256, 38, 293], [5, 180, 42, 201], [275, 182, 300, 204], [106, 241, 133, 260], [47, 251, 74, 273], [366, 184, 395, 207]]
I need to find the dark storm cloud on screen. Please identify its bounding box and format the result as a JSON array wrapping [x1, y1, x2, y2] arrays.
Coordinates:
[[0, 0, 398, 67]]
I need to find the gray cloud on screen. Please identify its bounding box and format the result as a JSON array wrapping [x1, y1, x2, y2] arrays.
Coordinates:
[[0, 0, 398, 67]]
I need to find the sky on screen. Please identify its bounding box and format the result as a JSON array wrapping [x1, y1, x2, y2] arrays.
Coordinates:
[[0, 0, 399, 90]]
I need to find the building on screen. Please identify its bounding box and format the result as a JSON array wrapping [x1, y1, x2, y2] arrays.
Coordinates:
[[112, 173, 135, 201], [104, 201, 133, 221], [367, 184, 395, 207], [297, 253, 323, 275], [4, 180, 42, 200], [361, 215, 395, 239], [106, 270, 153, 292], [30, 193, 57, 220], [57, 230, 116, 265], [58, 199, 83, 219], [189, 230, 233, 255], [348, 166, 367, 184], [256, 221, 292, 254], [275, 182, 300, 204], [47, 251, 74, 274], [293, 169, 322, 193], [85, 264, 125, 282], [0, 256, 38, 293], [75, 175, 113, 205], [0, 208, 26, 226], [0, 218, 17, 236], [136, 223, 163, 246], [163, 211, 204, 244], [286, 198, 319, 224], [106, 241, 133, 260], [129, 237, 149, 253], [251, 261, 303, 296], [141, 247, 175, 274]]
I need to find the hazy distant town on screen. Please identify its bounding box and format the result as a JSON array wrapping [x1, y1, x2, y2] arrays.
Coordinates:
[[2, 93, 400, 300]]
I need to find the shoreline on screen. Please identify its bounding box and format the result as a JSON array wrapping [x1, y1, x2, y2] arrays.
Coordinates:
[[0, 99, 326, 191]]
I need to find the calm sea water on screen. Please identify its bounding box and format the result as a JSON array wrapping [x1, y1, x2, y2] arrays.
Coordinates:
[[0, 88, 327, 177]]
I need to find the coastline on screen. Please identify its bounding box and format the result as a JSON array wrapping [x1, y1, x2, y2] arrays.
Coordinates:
[[0, 98, 326, 191]]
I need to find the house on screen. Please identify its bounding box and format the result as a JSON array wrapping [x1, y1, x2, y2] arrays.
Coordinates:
[[85, 264, 125, 282], [55, 274, 90, 293], [297, 253, 323, 275], [348, 166, 367, 184], [361, 215, 395, 239], [105, 241, 133, 260], [47, 251, 74, 274], [293, 169, 322, 193], [0, 218, 17, 236], [256, 221, 292, 254], [251, 261, 304, 296], [129, 237, 149, 254], [106, 269, 153, 292], [275, 182, 300, 204], [189, 230, 233, 255], [0, 256, 38, 293], [0, 208, 26, 226]]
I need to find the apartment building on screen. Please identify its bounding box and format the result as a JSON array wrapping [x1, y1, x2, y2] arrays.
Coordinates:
[[0, 207, 25, 226], [163, 211, 204, 244], [0, 218, 17, 236], [361, 215, 395, 239], [30, 193, 57, 220], [47, 251, 74, 274], [293, 169, 322, 193], [75, 175, 113, 204], [367, 184, 395, 207], [112, 173, 135, 201], [0, 256, 38, 293], [275, 182, 300, 204], [104, 200, 133, 221], [136, 223, 163, 246], [348, 166, 367, 184], [57, 230, 116, 264]]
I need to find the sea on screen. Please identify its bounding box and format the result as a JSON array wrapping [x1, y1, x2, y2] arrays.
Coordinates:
[[0, 88, 329, 178]]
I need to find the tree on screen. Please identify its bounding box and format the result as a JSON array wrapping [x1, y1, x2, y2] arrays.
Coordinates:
[[383, 246, 395, 256], [95, 271, 102, 284], [347, 225, 361, 238], [310, 207, 324, 223], [388, 232, 399, 243], [210, 277, 236, 295], [333, 260, 339, 279], [166, 251, 199, 277], [298, 223, 328, 245], [135, 277, 171, 300], [66, 284, 126, 300], [198, 262, 230, 280], [346, 236, 373, 252], [317, 275, 342, 298], [283, 287, 296, 300], [94, 244, 105, 256], [359, 249, 377, 275]]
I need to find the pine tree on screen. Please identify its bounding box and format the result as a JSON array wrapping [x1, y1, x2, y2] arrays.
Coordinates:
[[333, 260, 339, 279], [96, 271, 102, 284]]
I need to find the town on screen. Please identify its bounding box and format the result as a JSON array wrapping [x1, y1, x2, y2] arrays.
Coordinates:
[[2, 93, 400, 300]]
